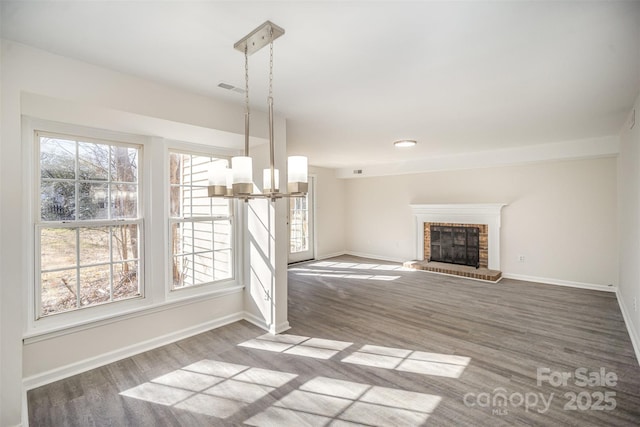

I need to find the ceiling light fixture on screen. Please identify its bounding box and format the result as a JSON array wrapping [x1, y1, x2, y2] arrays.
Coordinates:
[[394, 139, 417, 148], [208, 21, 308, 201]]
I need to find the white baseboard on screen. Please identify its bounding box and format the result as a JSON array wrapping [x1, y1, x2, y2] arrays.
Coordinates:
[[502, 273, 616, 293], [243, 311, 290, 335], [315, 251, 347, 260], [616, 290, 640, 366], [344, 251, 406, 264], [243, 310, 270, 332], [272, 321, 291, 334], [22, 311, 244, 391]]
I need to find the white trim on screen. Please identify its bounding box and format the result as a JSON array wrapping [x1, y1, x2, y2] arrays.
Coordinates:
[[23, 285, 243, 343], [410, 203, 506, 270], [242, 313, 290, 335], [344, 251, 406, 263], [615, 290, 640, 367], [271, 321, 291, 334], [22, 311, 244, 390], [502, 273, 616, 292], [335, 135, 619, 179], [243, 310, 270, 332], [315, 251, 347, 260]]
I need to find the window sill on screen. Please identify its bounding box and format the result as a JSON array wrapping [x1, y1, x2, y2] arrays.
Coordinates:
[[23, 283, 244, 344]]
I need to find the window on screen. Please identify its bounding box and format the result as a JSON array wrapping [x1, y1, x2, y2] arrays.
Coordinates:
[[290, 195, 309, 254], [169, 151, 233, 290], [36, 132, 143, 317]]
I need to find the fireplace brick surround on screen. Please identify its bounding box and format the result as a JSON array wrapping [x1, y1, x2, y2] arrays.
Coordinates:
[[424, 222, 488, 268], [406, 204, 506, 282]]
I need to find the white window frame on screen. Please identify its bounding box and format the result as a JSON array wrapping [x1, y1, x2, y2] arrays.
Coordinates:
[[166, 145, 237, 298], [24, 120, 244, 339], [32, 128, 146, 324]]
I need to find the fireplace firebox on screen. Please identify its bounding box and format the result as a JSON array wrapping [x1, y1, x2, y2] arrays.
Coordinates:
[[430, 225, 480, 268]]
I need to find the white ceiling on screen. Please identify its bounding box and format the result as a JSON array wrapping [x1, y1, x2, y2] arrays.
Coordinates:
[[2, 1, 639, 169]]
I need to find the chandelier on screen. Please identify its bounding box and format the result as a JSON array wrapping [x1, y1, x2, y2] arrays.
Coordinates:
[[208, 21, 308, 201]]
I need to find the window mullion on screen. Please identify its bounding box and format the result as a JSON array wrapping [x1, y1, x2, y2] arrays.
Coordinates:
[[109, 225, 114, 301], [75, 228, 81, 309], [75, 140, 79, 221]]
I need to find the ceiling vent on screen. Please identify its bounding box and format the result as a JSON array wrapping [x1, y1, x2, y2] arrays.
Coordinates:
[[217, 82, 246, 94]]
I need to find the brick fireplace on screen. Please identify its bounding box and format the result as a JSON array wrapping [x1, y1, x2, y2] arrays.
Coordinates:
[[425, 222, 488, 268], [407, 204, 506, 281]]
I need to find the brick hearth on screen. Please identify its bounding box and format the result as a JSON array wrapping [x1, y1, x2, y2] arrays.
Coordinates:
[[403, 260, 502, 282]]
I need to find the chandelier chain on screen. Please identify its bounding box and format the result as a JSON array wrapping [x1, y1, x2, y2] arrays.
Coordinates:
[[244, 47, 250, 115], [269, 30, 274, 99]]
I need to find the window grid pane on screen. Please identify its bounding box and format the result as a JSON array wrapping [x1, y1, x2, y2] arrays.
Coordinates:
[[37, 132, 142, 318], [168, 150, 233, 291], [290, 194, 309, 253]]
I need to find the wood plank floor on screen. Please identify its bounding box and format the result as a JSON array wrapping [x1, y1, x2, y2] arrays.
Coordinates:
[[28, 255, 640, 426]]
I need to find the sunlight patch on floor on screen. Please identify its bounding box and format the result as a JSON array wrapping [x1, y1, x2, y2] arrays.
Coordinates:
[[244, 376, 441, 427], [238, 333, 353, 360], [342, 345, 471, 378], [120, 360, 298, 419]]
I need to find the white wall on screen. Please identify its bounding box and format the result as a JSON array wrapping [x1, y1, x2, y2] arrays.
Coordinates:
[[0, 40, 288, 426], [618, 93, 640, 359], [310, 166, 346, 259], [344, 157, 618, 287], [0, 24, 4, 427]]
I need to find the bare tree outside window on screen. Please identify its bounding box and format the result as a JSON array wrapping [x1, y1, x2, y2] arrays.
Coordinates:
[[37, 133, 142, 317]]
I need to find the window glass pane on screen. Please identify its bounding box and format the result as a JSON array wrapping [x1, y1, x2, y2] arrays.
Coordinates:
[[214, 250, 232, 281], [112, 224, 139, 261], [79, 265, 111, 307], [193, 221, 213, 252], [182, 186, 193, 217], [171, 222, 191, 256], [172, 255, 190, 289], [169, 152, 184, 185], [170, 185, 182, 217], [212, 198, 230, 217], [40, 228, 77, 271], [194, 252, 214, 285], [79, 227, 110, 265], [41, 269, 77, 316], [113, 261, 139, 301], [79, 182, 108, 220], [41, 181, 75, 221], [40, 137, 76, 180], [111, 184, 137, 218], [190, 157, 209, 186], [78, 142, 109, 181], [111, 146, 138, 182], [191, 186, 212, 216], [214, 220, 232, 251]]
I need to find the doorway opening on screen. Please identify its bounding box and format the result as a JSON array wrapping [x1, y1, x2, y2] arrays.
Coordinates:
[[289, 176, 315, 263]]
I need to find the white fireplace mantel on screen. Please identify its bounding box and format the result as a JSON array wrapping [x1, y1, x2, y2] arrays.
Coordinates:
[[410, 203, 507, 270]]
